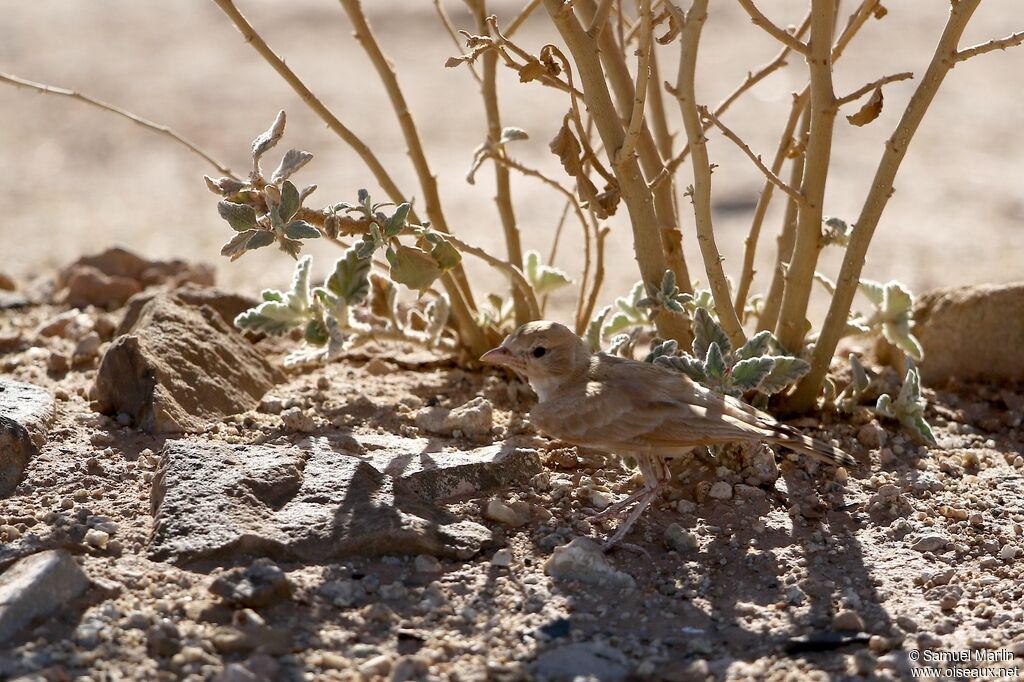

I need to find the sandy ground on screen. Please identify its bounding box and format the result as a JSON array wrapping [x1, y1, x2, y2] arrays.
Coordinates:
[[1, 1, 1023, 324]]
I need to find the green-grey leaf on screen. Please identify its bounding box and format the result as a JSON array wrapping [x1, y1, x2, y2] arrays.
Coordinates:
[[736, 330, 773, 361], [692, 307, 731, 360], [704, 342, 726, 380], [849, 354, 870, 393], [431, 239, 462, 271], [882, 319, 924, 361], [759, 356, 810, 394], [660, 269, 676, 297], [271, 148, 313, 184], [326, 247, 372, 305], [384, 203, 411, 237], [390, 245, 441, 292], [908, 415, 938, 447], [654, 354, 706, 382], [602, 311, 632, 338], [206, 175, 248, 196], [644, 339, 678, 363], [859, 279, 885, 307], [883, 281, 914, 317], [252, 110, 286, 163], [875, 393, 894, 417], [220, 230, 256, 259], [730, 356, 774, 391], [288, 255, 313, 311], [896, 367, 922, 409], [261, 289, 283, 302], [304, 317, 329, 346], [499, 126, 529, 144], [585, 306, 611, 352], [278, 180, 301, 223], [285, 220, 320, 240], [246, 231, 275, 250], [217, 201, 258, 232]]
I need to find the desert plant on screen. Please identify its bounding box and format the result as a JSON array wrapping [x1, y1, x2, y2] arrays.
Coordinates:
[[876, 367, 937, 446], [7, 1, 1021, 410]]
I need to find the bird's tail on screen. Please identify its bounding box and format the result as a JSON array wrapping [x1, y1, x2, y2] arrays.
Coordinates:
[[767, 424, 857, 468]]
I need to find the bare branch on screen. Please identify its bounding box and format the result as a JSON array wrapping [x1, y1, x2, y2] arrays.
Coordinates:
[[700, 106, 807, 209], [955, 29, 1024, 62], [587, 0, 615, 36], [434, 0, 482, 84], [615, 0, 652, 166], [737, 0, 808, 54], [837, 71, 913, 106], [0, 71, 235, 178], [506, 0, 542, 37]]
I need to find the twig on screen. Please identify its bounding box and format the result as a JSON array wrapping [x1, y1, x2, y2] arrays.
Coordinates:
[[954, 29, 1024, 62], [788, 0, 1000, 411], [209, 0, 488, 355], [773, 0, 837, 353], [832, 0, 880, 61], [734, 91, 808, 321], [542, 0, 693, 345], [470, 2, 529, 325], [443, 234, 541, 320], [737, 0, 808, 54], [0, 71, 235, 178], [646, 45, 674, 161], [664, 10, 811, 176], [615, 0, 652, 167], [580, 225, 610, 334], [588, 0, 615, 36], [434, 0, 482, 84], [699, 106, 807, 208], [670, 0, 746, 349], [547, 200, 573, 267], [506, 0, 542, 38], [836, 71, 913, 106]]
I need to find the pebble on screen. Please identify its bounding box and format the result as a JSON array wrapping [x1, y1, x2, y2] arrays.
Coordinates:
[[358, 654, 392, 677], [544, 537, 635, 590], [483, 498, 531, 527], [708, 481, 733, 500], [84, 529, 110, 550], [664, 523, 699, 553], [833, 609, 865, 631], [491, 549, 513, 567], [280, 407, 316, 433], [414, 555, 441, 573], [999, 543, 1018, 560], [911, 534, 949, 553]]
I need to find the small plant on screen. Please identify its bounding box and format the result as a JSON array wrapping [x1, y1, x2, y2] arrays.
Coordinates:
[[875, 367, 937, 446], [823, 354, 873, 413], [645, 308, 810, 398]]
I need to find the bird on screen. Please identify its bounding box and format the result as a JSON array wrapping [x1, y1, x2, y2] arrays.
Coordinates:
[[480, 320, 857, 549]]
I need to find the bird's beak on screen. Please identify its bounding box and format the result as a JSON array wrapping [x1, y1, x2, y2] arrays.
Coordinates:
[[479, 346, 524, 371]]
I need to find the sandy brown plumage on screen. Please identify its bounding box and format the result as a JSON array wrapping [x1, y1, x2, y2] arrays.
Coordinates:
[[481, 321, 856, 548]]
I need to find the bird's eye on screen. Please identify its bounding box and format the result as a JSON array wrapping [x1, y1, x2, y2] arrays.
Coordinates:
[[532, 346, 547, 358]]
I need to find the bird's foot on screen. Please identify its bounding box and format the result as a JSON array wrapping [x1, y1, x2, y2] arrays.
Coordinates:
[[586, 488, 648, 523], [602, 540, 652, 560]]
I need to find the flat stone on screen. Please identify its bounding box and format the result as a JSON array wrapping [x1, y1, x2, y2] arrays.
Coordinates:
[[117, 284, 258, 336], [531, 641, 631, 682], [0, 380, 55, 496], [149, 437, 495, 565], [544, 537, 635, 590], [911, 534, 949, 553], [0, 549, 90, 644], [914, 282, 1024, 384], [92, 293, 282, 433]]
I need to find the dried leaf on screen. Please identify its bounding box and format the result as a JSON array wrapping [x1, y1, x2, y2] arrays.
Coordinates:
[[846, 87, 883, 127], [205, 175, 248, 196], [252, 110, 286, 164], [519, 60, 547, 83], [549, 119, 584, 176], [271, 149, 313, 184]]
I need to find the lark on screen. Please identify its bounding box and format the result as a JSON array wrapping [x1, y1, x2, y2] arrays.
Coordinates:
[[481, 321, 856, 548]]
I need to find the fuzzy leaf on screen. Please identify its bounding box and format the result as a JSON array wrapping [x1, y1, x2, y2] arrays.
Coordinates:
[[585, 306, 611, 352], [644, 339, 678, 363], [261, 289, 283, 303], [882, 318, 924, 361], [896, 367, 922, 409], [389, 245, 442, 292], [849, 354, 870, 393], [384, 203, 411, 237], [206, 175, 248, 196], [859, 279, 885, 307], [326, 247, 372, 305], [220, 230, 256, 259], [278, 237, 303, 260], [285, 221, 320, 240], [875, 393, 894, 417], [692, 307, 731, 360], [278, 181, 301, 224], [908, 415, 938, 447], [814, 271, 837, 295], [704, 343, 726, 380], [271, 149, 313, 184], [759, 356, 811, 394], [735, 330, 773, 361], [654, 354, 706, 382], [304, 317, 329, 346], [499, 127, 529, 144], [602, 311, 633, 338], [217, 201, 258, 232], [730, 356, 774, 391], [252, 110, 286, 164], [246, 231, 275, 251], [431, 239, 462, 271], [524, 250, 572, 295], [323, 213, 341, 240]]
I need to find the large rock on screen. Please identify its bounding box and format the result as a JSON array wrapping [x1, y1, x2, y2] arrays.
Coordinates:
[[0, 380, 55, 496], [149, 436, 540, 565], [530, 642, 631, 682], [914, 283, 1024, 384], [55, 246, 214, 309], [0, 550, 90, 645], [92, 294, 282, 433], [117, 284, 258, 336]]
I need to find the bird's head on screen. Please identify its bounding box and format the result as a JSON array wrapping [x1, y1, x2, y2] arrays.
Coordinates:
[[479, 321, 590, 397]]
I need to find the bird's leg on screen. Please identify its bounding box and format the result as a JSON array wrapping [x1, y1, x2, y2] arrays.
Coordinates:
[[601, 456, 673, 551]]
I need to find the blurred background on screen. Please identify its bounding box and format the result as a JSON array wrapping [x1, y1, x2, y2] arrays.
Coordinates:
[[1, 0, 1021, 324]]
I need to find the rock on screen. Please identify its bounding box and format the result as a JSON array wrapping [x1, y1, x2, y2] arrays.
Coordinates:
[[530, 641, 630, 682], [414, 555, 441, 573], [491, 549, 513, 567], [0, 549, 90, 644], [56, 246, 214, 309], [209, 559, 293, 608], [913, 283, 1024, 384], [911, 534, 949, 553], [358, 435, 542, 501], [147, 619, 182, 657], [280, 407, 316, 433], [544, 537, 635, 590], [664, 523, 699, 553], [0, 332, 21, 354], [358, 654, 393, 677], [117, 284, 258, 336], [149, 437, 494, 565], [0, 273, 14, 291], [708, 481, 733, 500], [833, 609, 865, 631], [215, 654, 281, 682], [483, 498, 531, 527], [92, 294, 282, 433], [857, 422, 884, 449], [414, 397, 493, 439], [72, 332, 102, 366], [0, 380, 55, 496]]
